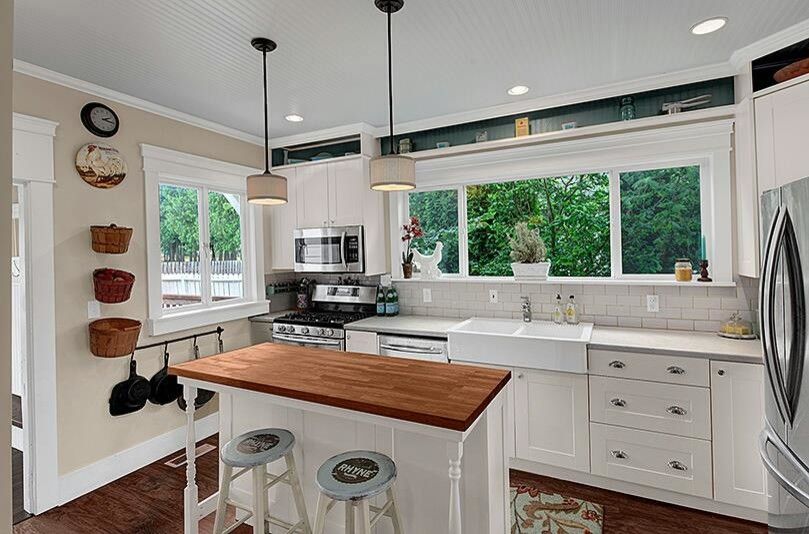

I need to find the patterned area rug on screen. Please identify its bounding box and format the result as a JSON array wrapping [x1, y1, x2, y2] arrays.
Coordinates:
[[511, 482, 604, 534]]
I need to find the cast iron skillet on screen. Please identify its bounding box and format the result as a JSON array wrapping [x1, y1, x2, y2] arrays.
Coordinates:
[[149, 348, 182, 405], [178, 338, 217, 411], [109, 355, 150, 416]]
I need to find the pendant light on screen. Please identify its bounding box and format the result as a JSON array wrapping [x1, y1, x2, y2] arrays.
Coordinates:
[[370, 0, 416, 192], [247, 37, 288, 205]]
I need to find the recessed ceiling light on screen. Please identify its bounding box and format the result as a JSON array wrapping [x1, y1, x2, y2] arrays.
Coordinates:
[[285, 114, 304, 122], [691, 17, 727, 35], [508, 85, 530, 96]]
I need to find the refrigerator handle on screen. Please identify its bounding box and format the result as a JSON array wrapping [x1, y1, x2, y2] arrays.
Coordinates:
[[760, 424, 809, 508], [782, 211, 807, 420], [761, 207, 793, 424]]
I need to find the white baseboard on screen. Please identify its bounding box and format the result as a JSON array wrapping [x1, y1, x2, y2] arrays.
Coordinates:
[[58, 413, 219, 506]]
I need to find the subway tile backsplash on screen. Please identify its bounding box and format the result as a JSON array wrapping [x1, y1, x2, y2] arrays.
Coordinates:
[[393, 276, 759, 333]]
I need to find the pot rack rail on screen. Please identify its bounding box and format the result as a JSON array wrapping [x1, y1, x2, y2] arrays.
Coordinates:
[[133, 326, 224, 353]]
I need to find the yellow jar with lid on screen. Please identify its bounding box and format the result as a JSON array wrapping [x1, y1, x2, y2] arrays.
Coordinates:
[[675, 258, 693, 282]]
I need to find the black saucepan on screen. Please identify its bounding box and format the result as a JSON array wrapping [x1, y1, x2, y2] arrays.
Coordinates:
[[109, 355, 150, 416], [149, 349, 182, 405], [177, 339, 216, 411]]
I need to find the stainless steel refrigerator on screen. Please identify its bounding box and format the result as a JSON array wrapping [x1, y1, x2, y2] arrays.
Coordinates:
[[760, 175, 809, 533]]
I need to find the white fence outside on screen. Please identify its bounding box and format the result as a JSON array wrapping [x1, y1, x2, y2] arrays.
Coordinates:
[[161, 260, 243, 301]]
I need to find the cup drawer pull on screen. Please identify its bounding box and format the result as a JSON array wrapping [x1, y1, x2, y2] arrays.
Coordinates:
[[667, 365, 686, 375], [611, 450, 628, 460], [666, 405, 687, 416], [610, 398, 627, 407], [668, 460, 688, 471], [609, 360, 626, 369]]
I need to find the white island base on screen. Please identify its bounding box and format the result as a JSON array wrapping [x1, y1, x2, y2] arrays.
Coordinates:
[[179, 380, 511, 534]]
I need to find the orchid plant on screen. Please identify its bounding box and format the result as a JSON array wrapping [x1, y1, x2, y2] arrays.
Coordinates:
[[401, 216, 424, 264]]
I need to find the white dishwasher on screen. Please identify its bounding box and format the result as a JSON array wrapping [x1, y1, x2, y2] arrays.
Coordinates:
[[377, 334, 448, 363]]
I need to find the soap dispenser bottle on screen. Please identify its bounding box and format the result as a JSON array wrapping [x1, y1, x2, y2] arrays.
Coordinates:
[[552, 294, 564, 324], [565, 295, 579, 325]]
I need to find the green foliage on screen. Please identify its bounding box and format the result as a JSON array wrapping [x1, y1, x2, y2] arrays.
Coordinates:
[[509, 222, 547, 263], [408, 189, 460, 273], [620, 166, 701, 274], [208, 192, 242, 260]]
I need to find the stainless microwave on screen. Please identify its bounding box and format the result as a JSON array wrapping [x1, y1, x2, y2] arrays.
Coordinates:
[[293, 225, 364, 273]]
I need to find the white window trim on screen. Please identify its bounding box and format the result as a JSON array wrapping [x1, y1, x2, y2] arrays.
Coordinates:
[[390, 119, 734, 284], [141, 144, 266, 336]]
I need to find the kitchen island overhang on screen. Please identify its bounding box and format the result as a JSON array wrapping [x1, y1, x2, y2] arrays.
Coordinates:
[[171, 342, 512, 534]]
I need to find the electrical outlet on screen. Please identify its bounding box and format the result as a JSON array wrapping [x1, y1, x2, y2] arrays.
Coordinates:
[[88, 300, 101, 319], [646, 294, 660, 313], [422, 288, 432, 303], [489, 289, 499, 304]]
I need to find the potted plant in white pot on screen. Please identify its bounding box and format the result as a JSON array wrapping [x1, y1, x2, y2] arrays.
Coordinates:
[[509, 222, 551, 280]]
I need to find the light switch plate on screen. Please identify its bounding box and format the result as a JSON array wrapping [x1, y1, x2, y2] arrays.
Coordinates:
[[489, 289, 499, 304], [88, 300, 101, 319], [423, 288, 432, 303], [646, 295, 660, 313]]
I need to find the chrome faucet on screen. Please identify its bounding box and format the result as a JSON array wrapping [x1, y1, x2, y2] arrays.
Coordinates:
[[521, 296, 532, 322]]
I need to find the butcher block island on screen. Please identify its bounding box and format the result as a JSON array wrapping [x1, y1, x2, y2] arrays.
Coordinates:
[[170, 342, 512, 534]]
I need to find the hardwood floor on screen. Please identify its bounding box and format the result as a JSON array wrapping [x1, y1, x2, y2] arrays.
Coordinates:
[[511, 469, 767, 534], [14, 436, 767, 533]]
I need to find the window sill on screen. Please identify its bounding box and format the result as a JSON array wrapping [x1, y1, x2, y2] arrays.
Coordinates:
[[391, 276, 736, 287], [148, 300, 269, 336]]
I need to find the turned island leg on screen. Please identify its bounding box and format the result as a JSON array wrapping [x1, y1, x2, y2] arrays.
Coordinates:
[[447, 441, 464, 534], [183, 384, 199, 534]]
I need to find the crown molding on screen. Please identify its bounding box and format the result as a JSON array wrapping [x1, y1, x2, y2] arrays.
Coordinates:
[[730, 18, 809, 71], [370, 61, 736, 138], [13, 60, 263, 146], [12, 112, 59, 137]]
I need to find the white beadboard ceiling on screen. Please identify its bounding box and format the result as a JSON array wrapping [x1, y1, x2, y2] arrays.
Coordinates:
[[12, 0, 809, 140]]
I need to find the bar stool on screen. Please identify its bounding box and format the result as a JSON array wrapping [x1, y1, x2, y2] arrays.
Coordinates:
[[213, 428, 312, 534], [312, 450, 404, 534]]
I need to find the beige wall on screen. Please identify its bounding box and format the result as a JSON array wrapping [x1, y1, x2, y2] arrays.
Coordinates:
[[13, 73, 262, 475], [1, 0, 13, 527]]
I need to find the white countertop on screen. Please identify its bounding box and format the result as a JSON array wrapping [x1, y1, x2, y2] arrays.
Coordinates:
[[248, 310, 294, 323], [343, 315, 763, 363]]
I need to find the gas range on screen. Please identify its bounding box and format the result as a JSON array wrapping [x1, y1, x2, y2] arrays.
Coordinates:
[[271, 284, 376, 348]]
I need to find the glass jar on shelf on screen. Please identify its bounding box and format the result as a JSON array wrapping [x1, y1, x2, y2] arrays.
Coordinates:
[[674, 258, 693, 282]]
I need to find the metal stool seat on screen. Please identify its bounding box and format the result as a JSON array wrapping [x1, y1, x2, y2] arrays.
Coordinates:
[[313, 450, 403, 534], [220, 428, 295, 468], [214, 428, 311, 534]]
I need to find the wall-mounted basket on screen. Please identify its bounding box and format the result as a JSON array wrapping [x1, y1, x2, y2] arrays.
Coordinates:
[[90, 224, 133, 254], [89, 318, 142, 358], [93, 268, 135, 303]]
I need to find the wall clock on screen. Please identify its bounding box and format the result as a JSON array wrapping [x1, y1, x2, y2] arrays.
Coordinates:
[[80, 102, 120, 138], [75, 143, 127, 189]]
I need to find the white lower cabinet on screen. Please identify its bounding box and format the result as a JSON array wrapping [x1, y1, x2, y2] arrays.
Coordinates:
[[590, 422, 713, 499], [345, 330, 378, 355], [514, 368, 590, 472], [711, 361, 768, 511]]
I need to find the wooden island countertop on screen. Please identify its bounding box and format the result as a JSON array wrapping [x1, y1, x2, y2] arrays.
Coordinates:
[[170, 342, 510, 432]]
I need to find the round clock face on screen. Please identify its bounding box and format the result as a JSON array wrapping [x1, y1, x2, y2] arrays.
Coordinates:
[[81, 102, 119, 137]]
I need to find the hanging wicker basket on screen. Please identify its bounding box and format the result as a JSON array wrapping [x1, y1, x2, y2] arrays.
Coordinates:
[[89, 318, 141, 358], [93, 268, 135, 303], [90, 224, 133, 254]]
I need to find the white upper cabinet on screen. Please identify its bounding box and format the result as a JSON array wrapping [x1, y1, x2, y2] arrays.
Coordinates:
[[755, 78, 809, 194], [711, 361, 768, 511], [327, 158, 365, 227], [267, 167, 298, 271], [295, 163, 331, 228]]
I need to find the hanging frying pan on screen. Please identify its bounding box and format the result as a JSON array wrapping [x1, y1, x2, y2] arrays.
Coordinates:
[[149, 346, 182, 405], [109, 354, 150, 416], [178, 336, 217, 411]]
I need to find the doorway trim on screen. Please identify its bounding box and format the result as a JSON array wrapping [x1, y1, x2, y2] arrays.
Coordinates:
[[12, 113, 59, 513]]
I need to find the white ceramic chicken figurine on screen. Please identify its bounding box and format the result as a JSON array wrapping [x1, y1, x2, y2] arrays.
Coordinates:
[[413, 241, 443, 280]]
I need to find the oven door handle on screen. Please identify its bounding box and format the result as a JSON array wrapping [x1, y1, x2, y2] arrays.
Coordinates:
[[340, 231, 347, 271], [272, 333, 343, 347], [379, 343, 445, 355]]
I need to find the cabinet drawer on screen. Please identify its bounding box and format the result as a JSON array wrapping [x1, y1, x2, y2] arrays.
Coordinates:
[[590, 423, 712, 498], [589, 376, 711, 439], [589, 349, 709, 387]]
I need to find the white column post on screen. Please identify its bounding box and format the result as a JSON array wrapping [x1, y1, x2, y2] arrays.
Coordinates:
[[183, 384, 199, 534], [447, 441, 464, 534]]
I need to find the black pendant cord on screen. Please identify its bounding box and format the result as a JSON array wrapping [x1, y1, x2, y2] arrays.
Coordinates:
[[262, 49, 270, 173], [387, 10, 395, 155]]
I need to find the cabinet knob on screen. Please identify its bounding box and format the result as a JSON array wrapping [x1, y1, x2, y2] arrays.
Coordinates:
[[717, 369, 725, 376], [666, 405, 687, 416], [667, 365, 686, 375], [608, 360, 626, 369], [610, 398, 627, 408], [517, 373, 524, 379], [668, 460, 688, 471], [610, 450, 628, 460]]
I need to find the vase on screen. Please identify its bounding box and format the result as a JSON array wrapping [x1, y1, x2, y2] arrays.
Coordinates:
[[510, 261, 551, 281], [402, 263, 413, 279]]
